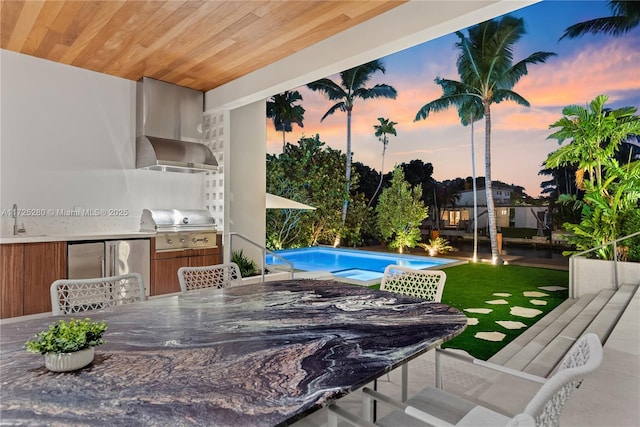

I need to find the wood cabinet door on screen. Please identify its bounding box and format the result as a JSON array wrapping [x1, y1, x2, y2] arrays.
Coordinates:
[[189, 254, 222, 267], [0, 244, 25, 319], [151, 257, 189, 296], [23, 242, 67, 315]]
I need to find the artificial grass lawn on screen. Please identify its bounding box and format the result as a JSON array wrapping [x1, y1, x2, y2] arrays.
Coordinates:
[[369, 263, 569, 361], [439, 263, 568, 360]]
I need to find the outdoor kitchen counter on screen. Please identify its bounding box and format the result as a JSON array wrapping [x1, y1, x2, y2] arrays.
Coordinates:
[[0, 280, 467, 426], [0, 231, 157, 244]]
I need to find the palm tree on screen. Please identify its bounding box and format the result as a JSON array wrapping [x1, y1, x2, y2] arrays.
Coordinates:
[[368, 117, 398, 207], [560, 0, 640, 40], [414, 81, 483, 262], [546, 94, 640, 189], [416, 15, 556, 264], [307, 60, 397, 224], [266, 90, 305, 150]]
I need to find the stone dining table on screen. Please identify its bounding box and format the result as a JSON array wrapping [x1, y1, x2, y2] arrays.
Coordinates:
[[0, 279, 467, 426]]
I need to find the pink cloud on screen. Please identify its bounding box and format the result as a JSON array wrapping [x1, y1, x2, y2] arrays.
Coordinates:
[[267, 35, 639, 197]]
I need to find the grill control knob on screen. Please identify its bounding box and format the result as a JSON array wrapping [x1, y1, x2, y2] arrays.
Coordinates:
[[204, 237, 209, 243], [182, 217, 189, 224], [167, 239, 173, 245], [180, 238, 185, 244]]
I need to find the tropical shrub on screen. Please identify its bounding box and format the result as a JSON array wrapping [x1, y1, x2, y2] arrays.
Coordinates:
[[266, 135, 367, 249], [376, 167, 428, 253], [545, 95, 640, 259], [232, 250, 259, 277], [418, 237, 458, 256], [618, 209, 640, 262]]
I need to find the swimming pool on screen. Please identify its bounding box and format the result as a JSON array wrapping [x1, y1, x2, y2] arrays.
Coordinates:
[[267, 246, 458, 285]]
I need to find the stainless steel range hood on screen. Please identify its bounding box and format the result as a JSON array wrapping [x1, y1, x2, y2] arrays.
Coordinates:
[[136, 77, 218, 173]]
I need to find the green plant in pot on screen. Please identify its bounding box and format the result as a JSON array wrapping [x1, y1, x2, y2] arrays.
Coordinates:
[[25, 318, 107, 372]]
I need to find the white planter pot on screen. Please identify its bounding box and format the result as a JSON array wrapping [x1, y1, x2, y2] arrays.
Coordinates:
[[44, 347, 95, 372]]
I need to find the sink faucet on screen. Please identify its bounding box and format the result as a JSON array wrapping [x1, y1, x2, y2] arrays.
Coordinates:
[[12, 204, 26, 235]]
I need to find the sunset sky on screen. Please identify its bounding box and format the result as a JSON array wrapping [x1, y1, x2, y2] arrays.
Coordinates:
[[265, 0, 640, 198]]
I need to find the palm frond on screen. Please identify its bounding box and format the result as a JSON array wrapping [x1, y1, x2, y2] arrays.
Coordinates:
[[354, 84, 397, 100], [561, 0, 640, 39], [504, 51, 557, 87], [342, 60, 386, 92], [491, 89, 529, 107], [307, 79, 346, 100], [415, 92, 476, 121], [320, 102, 346, 122]]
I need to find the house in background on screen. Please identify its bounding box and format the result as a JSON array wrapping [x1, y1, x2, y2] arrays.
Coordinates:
[[438, 186, 549, 237]]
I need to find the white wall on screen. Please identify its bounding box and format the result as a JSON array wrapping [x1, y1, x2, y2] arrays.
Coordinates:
[[514, 207, 547, 229], [0, 50, 204, 236], [225, 100, 266, 264]]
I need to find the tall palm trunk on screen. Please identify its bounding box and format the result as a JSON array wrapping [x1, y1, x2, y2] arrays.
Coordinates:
[[484, 104, 502, 264], [368, 138, 387, 208], [342, 108, 353, 224], [471, 121, 478, 262]]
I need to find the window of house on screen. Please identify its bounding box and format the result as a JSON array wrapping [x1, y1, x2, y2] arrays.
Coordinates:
[[448, 210, 461, 226]]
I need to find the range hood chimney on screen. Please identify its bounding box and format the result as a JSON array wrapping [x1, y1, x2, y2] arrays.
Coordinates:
[[136, 77, 218, 173]]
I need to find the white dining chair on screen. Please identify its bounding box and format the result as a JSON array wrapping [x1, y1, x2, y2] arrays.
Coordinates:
[[50, 273, 146, 315], [328, 333, 603, 427], [380, 264, 446, 302], [177, 262, 242, 294], [380, 265, 447, 401]]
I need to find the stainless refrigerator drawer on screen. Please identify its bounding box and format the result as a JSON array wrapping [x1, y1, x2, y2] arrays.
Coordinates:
[[68, 239, 151, 297], [67, 242, 105, 279], [105, 240, 150, 296]]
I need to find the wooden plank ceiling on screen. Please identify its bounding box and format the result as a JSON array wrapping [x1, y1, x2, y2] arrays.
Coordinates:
[[1, 0, 406, 92]]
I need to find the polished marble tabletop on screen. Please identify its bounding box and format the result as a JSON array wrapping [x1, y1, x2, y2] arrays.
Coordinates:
[[0, 280, 467, 426]]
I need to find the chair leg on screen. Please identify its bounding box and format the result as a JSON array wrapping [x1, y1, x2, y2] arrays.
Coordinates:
[[362, 383, 373, 422], [328, 406, 339, 427], [401, 363, 408, 402], [435, 347, 443, 389]]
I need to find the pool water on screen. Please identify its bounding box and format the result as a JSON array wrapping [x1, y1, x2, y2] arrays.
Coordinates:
[[267, 246, 456, 285]]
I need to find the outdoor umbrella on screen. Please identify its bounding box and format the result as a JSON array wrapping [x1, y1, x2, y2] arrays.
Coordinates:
[[266, 193, 316, 210]]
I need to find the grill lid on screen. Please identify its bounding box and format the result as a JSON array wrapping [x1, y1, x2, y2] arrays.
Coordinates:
[[140, 209, 216, 232]]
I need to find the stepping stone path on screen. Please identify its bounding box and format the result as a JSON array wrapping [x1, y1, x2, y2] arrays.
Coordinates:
[[475, 332, 506, 342], [510, 306, 543, 318], [523, 291, 549, 298], [463, 286, 565, 344], [495, 320, 527, 330]]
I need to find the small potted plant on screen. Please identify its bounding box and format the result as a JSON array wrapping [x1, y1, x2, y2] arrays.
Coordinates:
[[25, 318, 107, 372]]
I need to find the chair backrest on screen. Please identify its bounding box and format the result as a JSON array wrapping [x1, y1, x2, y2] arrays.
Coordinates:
[[380, 265, 446, 302], [177, 262, 242, 294], [514, 333, 603, 427], [50, 273, 146, 315]]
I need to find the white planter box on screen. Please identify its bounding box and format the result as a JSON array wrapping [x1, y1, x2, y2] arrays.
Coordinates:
[[571, 258, 640, 298]]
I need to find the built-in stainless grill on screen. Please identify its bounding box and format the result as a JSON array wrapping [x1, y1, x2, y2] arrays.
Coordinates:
[[140, 209, 218, 252]]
